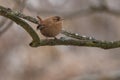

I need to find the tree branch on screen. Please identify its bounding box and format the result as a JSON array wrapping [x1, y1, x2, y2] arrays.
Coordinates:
[[0, 6, 40, 47], [1, 5, 120, 49], [37, 38, 120, 49], [61, 30, 95, 40], [0, 0, 26, 37]]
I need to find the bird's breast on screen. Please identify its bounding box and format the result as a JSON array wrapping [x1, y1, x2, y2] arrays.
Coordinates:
[[40, 23, 62, 37]]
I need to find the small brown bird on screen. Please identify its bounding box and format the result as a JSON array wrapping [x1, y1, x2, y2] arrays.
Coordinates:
[[36, 16, 63, 39]]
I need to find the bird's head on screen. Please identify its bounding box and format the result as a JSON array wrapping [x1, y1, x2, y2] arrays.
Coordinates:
[[52, 16, 64, 22]]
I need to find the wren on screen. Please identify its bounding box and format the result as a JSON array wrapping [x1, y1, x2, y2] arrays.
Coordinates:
[[37, 16, 63, 38]]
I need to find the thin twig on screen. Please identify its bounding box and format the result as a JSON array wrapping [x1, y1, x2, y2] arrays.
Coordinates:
[[0, 18, 7, 28], [0, 21, 13, 36], [0, 0, 27, 37]]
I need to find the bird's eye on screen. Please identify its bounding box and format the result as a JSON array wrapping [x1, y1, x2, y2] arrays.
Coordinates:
[[53, 16, 61, 21]]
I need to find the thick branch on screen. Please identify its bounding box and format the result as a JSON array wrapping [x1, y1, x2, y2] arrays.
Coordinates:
[[1, 5, 120, 49], [0, 6, 40, 47], [37, 38, 120, 49]]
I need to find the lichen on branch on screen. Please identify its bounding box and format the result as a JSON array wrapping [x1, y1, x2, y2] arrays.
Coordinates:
[[1, 5, 120, 49]]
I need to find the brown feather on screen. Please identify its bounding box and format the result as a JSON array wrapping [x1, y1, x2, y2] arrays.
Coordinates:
[[37, 16, 63, 37]]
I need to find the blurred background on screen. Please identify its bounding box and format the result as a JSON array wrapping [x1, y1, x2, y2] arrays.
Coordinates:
[[0, 0, 120, 80]]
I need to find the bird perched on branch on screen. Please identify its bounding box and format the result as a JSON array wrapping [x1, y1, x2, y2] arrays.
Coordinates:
[[36, 16, 63, 39]]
